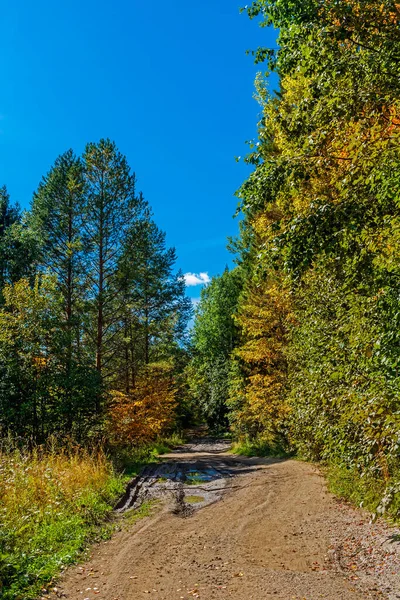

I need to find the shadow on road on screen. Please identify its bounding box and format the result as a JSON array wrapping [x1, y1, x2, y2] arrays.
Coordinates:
[[115, 437, 285, 514]]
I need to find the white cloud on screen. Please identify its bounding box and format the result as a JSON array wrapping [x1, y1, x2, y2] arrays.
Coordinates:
[[183, 272, 211, 287]]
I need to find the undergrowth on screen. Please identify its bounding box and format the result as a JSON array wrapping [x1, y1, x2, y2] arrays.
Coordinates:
[[0, 441, 123, 600], [114, 432, 185, 477], [326, 463, 400, 522], [0, 433, 183, 600], [231, 437, 289, 458]]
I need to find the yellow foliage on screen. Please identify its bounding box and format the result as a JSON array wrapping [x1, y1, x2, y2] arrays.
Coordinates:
[[231, 274, 292, 439], [0, 275, 60, 363], [107, 363, 177, 447]]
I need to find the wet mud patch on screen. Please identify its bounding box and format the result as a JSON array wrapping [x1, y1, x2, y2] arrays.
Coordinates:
[[115, 460, 235, 515]]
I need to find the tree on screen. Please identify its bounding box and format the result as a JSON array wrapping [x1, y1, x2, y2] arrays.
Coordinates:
[[116, 208, 192, 393], [30, 150, 86, 372], [227, 0, 400, 503], [0, 139, 193, 446], [82, 139, 139, 383], [189, 268, 242, 428], [107, 363, 177, 449], [0, 276, 100, 441], [228, 273, 290, 445], [0, 187, 34, 299]]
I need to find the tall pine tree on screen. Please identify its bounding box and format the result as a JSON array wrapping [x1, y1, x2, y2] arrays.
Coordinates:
[[31, 150, 86, 367], [117, 207, 191, 392], [0, 186, 34, 298], [82, 139, 140, 383], [30, 150, 100, 434]]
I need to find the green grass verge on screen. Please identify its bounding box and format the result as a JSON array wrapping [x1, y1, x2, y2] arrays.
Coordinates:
[[115, 432, 185, 478], [0, 453, 124, 600], [231, 437, 290, 458], [325, 462, 400, 522], [0, 433, 183, 600]]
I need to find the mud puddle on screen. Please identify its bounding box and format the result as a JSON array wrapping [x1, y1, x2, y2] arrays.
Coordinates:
[[115, 438, 236, 515]]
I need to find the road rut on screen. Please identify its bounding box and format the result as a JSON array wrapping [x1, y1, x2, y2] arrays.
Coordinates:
[[54, 440, 400, 600]]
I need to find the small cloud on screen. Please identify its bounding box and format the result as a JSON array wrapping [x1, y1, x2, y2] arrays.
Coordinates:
[[183, 272, 211, 287]]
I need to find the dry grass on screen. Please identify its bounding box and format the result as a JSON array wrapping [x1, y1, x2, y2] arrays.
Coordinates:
[[0, 439, 124, 600]]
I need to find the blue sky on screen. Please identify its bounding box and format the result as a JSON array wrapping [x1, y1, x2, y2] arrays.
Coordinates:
[[0, 2, 278, 300]]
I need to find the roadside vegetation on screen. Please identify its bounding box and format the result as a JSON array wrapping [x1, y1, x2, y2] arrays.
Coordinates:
[[231, 439, 288, 459], [0, 441, 122, 600], [188, 0, 400, 522], [0, 140, 192, 598], [0, 435, 181, 600], [2, 0, 400, 597]]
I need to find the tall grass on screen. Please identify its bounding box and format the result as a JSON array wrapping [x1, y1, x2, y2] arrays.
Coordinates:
[[326, 463, 400, 521], [113, 432, 185, 476], [231, 436, 289, 458], [0, 432, 185, 599], [0, 439, 124, 600]]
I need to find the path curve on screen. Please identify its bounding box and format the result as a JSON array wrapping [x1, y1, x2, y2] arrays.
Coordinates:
[[54, 439, 400, 600]]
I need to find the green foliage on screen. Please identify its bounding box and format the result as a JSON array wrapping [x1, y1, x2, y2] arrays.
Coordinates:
[[30, 150, 86, 362], [0, 443, 124, 600], [0, 432, 177, 600], [82, 138, 141, 379], [0, 276, 100, 441], [192, 267, 241, 360], [0, 187, 35, 299], [326, 464, 385, 515], [0, 139, 192, 444], [231, 437, 288, 458], [116, 207, 192, 392], [220, 0, 400, 517], [287, 262, 400, 482], [111, 433, 185, 478], [188, 268, 242, 428]]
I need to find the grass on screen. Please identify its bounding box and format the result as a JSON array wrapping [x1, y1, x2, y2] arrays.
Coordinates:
[[123, 500, 159, 525], [304, 459, 400, 524], [185, 495, 204, 504], [231, 437, 289, 458], [0, 441, 124, 600], [186, 471, 206, 485], [115, 432, 185, 478], [325, 463, 393, 515], [0, 432, 184, 600]]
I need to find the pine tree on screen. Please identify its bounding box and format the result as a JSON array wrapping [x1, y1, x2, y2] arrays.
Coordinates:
[[117, 207, 192, 392], [82, 139, 140, 383], [30, 151, 100, 434], [31, 150, 85, 368], [0, 186, 34, 298]]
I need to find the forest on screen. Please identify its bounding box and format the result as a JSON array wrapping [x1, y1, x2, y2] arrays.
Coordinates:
[[0, 140, 192, 598], [191, 0, 400, 517], [1, 1, 400, 598], [0, 139, 192, 445]]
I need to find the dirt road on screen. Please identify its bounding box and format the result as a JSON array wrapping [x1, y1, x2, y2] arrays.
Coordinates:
[[55, 440, 400, 600]]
